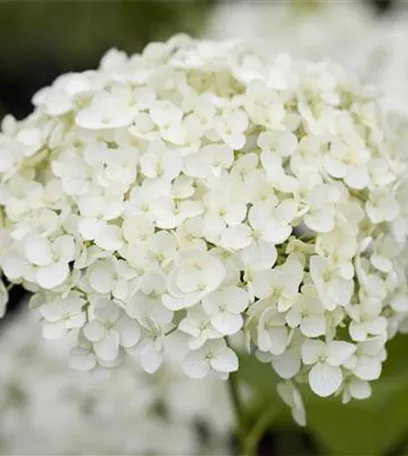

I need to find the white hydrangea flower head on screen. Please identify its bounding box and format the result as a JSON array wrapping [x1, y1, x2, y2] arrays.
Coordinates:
[[0, 35, 407, 424]]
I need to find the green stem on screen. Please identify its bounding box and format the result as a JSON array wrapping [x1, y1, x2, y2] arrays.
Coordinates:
[[226, 337, 277, 456], [228, 372, 246, 441], [244, 404, 277, 455], [227, 370, 276, 456]]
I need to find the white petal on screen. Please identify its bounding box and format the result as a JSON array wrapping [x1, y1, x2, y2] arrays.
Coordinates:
[[89, 266, 114, 294], [94, 329, 120, 361], [118, 318, 141, 348], [257, 330, 272, 352], [272, 349, 301, 379], [276, 200, 297, 224], [262, 221, 292, 245], [45, 93, 73, 116], [53, 235, 76, 262], [267, 327, 289, 356], [241, 242, 277, 271], [184, 350, 210, 379], [93, 300, 120, 322], [68, 346, 96, 371], [277, 382, 306, 426], [326, 341, 356, 366], [25, 237, 52, 266], [286, 309, 301, 329], [112, 279, 129, 301], [366, 317, 388, 336], [300, 315, 326, 338], [277, 131, 298, 157], [305, 210, 335, 233], [391, 295, 408, 312], [75, 108, 103, 129], [382, 197, 400, 222], [327, 277, 353, 305], [345, 165, 368, 190], [1, 255, 27, 280], [139, 344, 163, 374], [349, 378, 371, 400], [162, 294, 196, 311], [66, 312, 86, 330], [36, 262, 69, 289], [323, 155, 346, 178], [84, 320, 105, 342], [95, 225, 124, 251], [211, 347, 239, 373], [252, 270, 274, 299], [309, 256, 328, 285], [40, 302, 64, 322], [308, 362, 342, 397], [224, 203, 247, 226], [349, 322, 367, 342], [42, 321, 66, 340], [176, 267, 202, 293], [301, 339, 325, 365], [359, 336, 386, 356], [202, 291, 220, 315], [220, 224, 252, 250], [371, 254, 392, 273], [353, 355, 382, 381], [292, 402, 307, 427], [211, 313, 243, 335], [78, 217, 104, 240], [277, 381, 296, 407], [224, 287, 249, 313]]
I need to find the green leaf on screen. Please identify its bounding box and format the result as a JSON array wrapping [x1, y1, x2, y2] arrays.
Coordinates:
[[306, 384, 408, 455], [238, 333, 408, 456], [306, 333, 408, 455], [238, 352, 279, 399], [237, 352, 289, 426]]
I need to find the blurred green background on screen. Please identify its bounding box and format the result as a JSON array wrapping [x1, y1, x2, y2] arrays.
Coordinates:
[[2, 1, 408, 456], [0, 0, 213, 119]]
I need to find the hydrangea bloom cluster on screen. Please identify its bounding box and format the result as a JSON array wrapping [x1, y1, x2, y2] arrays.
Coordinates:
[[0, 310, 232, 455], [0, 35, 407, 421]]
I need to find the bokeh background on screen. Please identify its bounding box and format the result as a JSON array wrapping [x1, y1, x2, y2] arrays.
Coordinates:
[[2, 1, 408, 455], [0, 1, 212, 120]]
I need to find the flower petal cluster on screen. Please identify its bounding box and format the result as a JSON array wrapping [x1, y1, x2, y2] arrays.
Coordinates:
[[0, 35, 406, 422]]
